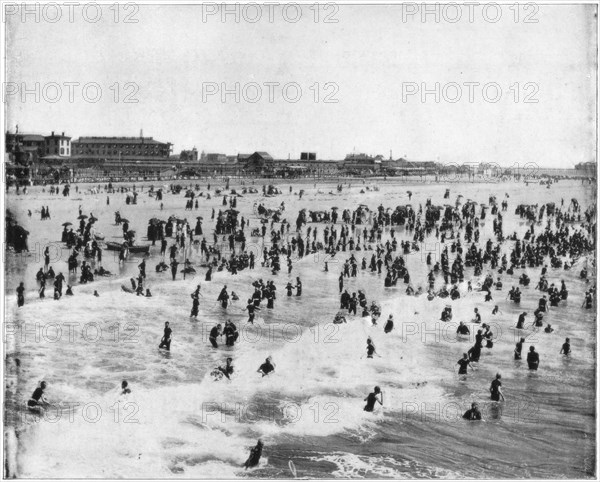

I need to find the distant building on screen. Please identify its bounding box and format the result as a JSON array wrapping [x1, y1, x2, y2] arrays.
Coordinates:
[[575, 161, 596, 175], [72, 135, 171, 159], [7, 133, 45, 163], [44, 131, 71, 157], [180, 148, 198, 162], [204, 153, 228, 164], [244, 152, 274, 173], [21, 134, 46, 152], [343, 153, 381, 173], [5, 131, 51, 163], [382, 157, 438, 176], [300, 152, 317, 161], [273, 157, 340, 177]]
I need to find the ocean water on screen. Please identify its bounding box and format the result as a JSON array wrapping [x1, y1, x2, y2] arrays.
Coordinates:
[[4, 178, 596, 478]]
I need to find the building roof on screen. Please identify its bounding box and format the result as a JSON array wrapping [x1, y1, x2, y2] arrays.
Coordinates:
[[72, 154, 171, 161], [345, 153, 373, 160], [253, 151, 273, 160], [21, 135, 46, 142], [74, 137, 169, 145]]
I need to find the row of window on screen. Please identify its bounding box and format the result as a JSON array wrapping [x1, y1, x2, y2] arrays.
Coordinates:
[[45, 147, 70, 155], [72, 148, 164, 156], [75, 143, 166, 150]]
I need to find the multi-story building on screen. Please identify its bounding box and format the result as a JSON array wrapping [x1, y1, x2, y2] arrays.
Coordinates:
[[72, 136, 171, 159], [6, 131, 48, 163], [44, 131, 71, 157]]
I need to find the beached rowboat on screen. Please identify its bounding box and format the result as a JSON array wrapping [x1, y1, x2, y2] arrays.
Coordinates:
[[104, 241, 150, 254]]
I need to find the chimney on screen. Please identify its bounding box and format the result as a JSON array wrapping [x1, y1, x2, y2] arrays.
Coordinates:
[[51, 131, 54, 136], [62, 132, 64, 136]]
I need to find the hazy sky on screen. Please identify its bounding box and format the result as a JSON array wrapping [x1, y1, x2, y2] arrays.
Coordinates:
[[5, 3, 597, 166]]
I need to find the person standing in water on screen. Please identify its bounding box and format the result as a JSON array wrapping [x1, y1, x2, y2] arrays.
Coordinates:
[[527, 346, 539, 370], [159, 322, 172, 351], [209, 324, 222, 348], [514, 337, 525, 360], [245, 298, 260, 323], [190, 294, 200, 318], [384, 315, 394, 333], [560, 338, 571, 356], [457, 353, 473, 375], [365, 338, 378, 358], [363, 386, 383, 412], [16, 282, 25, 307], [516, 312, 527, 329], [490, 373, 505, 401]]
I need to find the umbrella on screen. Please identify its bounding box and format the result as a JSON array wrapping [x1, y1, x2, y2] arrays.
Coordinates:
[[78, 215, 88, 220], [406, 191, 412, 195], [62, 222, 72, 226], [149, 218, 161, 224], [331, 206, 338, 210], [120, 219, 130, 224], [89, 216, 98, 223], [196, 216, 204, 220], [126, 230, 136, 237]]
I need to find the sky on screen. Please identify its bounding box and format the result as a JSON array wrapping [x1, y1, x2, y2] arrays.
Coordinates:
[[5, 2, 598, 167]]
